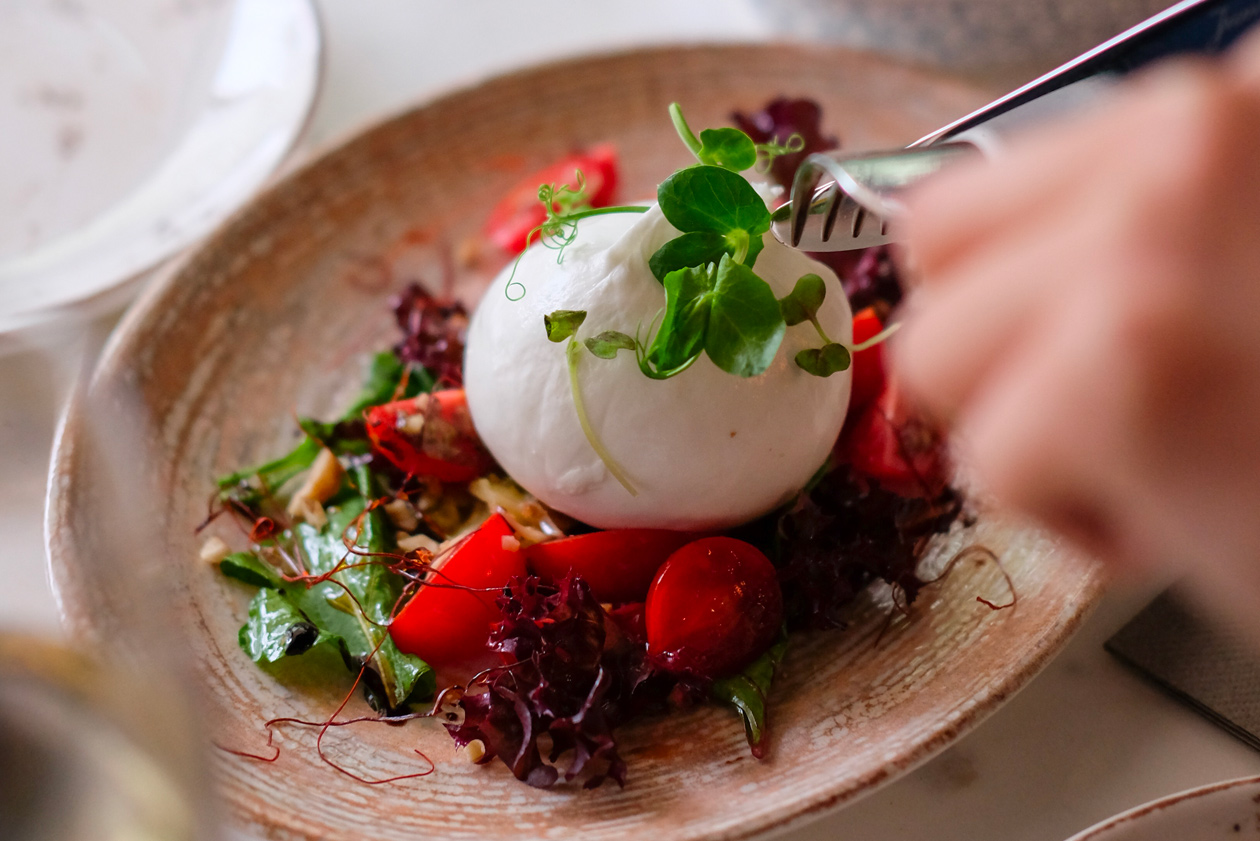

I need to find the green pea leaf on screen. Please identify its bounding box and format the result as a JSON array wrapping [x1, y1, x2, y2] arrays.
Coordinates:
[[584, 330, 637, 359], [544, 309, 587, 343], [711, 633, 789, 757], [648, 231, 728, 282], [794, 343, 852, 377], [216, 436, 321, 495], [657, 165, 771, 239], [697, 127, 758, 171], [647, 264, 716, 372], [779, 273, 827, 327], [705, 255, 786, 378], [221, 551, 281, 589]]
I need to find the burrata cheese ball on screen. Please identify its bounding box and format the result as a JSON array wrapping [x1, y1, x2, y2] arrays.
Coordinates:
[[463, 204, 852, 530]]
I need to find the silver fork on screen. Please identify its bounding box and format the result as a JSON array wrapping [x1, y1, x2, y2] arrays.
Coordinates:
[[774, 0, 1260, 253]]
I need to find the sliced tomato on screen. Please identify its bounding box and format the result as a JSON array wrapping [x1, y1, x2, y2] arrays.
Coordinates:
[[838, 381, 949, 499], [645, 537, 782, 680], [848, 306, 886, 414], [483, 144, 619, 254], [365, 389, 491, 483], [524, 529, 702, 604], [389, 513, 525, 666]]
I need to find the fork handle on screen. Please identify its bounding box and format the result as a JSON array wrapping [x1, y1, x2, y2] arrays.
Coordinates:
[[916, 0, 1260, 146]]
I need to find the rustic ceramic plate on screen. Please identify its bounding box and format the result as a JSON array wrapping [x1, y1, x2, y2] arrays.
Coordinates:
[[47, 45, 1103, 841], [1064, 776, 1260, 841]]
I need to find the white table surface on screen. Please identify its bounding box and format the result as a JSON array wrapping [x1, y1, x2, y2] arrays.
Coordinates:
[[3, 2, 1258, 839]]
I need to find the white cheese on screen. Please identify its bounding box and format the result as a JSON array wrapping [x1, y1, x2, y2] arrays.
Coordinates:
[[464, 205, 852, 530]]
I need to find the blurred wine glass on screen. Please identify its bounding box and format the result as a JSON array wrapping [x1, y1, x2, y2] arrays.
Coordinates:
[[0, 270, 217, 841]]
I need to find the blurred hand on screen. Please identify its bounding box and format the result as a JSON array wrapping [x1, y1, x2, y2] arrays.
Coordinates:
[[892, 34, 1260, 623]]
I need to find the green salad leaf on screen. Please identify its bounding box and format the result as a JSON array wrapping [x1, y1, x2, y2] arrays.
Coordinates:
[[711, 632, 789, 757], [240, 589, 331, 664], [216, 351, 428, 504], [220, 551, 281, 589], [228, 466, 435, 712]]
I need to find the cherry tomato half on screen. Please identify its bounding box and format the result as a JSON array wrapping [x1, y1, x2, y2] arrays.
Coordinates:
[[365, 389, 491, 483], [645, 537, 782, 680], [389, 513, 525, 667], [483, 145, 619, 254], [837, 381, 949, 499], [848, 306, 886, 414], [524, 529, 703, 605]]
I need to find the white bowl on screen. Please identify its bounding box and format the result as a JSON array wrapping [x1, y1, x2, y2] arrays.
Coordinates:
[[0, 0, 321, 350]]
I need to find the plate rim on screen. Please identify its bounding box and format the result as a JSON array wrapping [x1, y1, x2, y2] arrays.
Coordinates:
[[44, 41, 1106, 841], [1064, 775, 1260, 841]]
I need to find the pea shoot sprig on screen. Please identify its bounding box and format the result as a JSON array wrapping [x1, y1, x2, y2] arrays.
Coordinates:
[[543, 103, 854, 380], [504, 174, 647, 302], [526, 104, 897, 491], [543, 309, 638, 497]]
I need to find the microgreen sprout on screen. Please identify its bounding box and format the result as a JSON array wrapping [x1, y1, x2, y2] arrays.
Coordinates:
[[545, 104, 854, 389], [852, 321, 901, 351], [779, 274, 850, 377], [545, 310, 639, 496], [753, 134, 806, 174], [584, 330, 637, 359], [669, 102, 759, 172], [543, 309, 587, 342], [504, 172, 648, 301]]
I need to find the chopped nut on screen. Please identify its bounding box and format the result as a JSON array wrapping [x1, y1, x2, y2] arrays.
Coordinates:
[[199, 536, 231, 565], [289, 496, 328, 529], [287, 448, 344, 523], [383, 498, 419, 532], [463, 739, 486, 763], [397, 533, 441, 554], [455, 236, 481, 269], [398, 400, 428, 438], [501, 534, 521, 552]]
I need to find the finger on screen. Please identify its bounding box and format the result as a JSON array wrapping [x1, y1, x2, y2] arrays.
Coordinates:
[[892, 207, 1092, 423], [951, 284, 1137, 568], [898, 61, 1218, 284], [898, 130, 1090, 281]]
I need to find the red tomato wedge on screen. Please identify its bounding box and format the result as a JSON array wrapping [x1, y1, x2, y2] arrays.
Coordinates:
[[365, 389, 491, 483], [389, 513, 525, 667], [524, 529, 702, 604], [645, 537, 782, 679], [483, 144, 619, 254], [848, 306, 886, 414], [838, 381, 949, 499]]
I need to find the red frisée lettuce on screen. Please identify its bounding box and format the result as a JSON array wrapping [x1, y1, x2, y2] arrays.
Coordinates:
[[446, 575, 646, 789]]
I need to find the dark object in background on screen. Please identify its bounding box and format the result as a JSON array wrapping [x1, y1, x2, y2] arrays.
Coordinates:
[[1107, 588, 1260, 752]]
